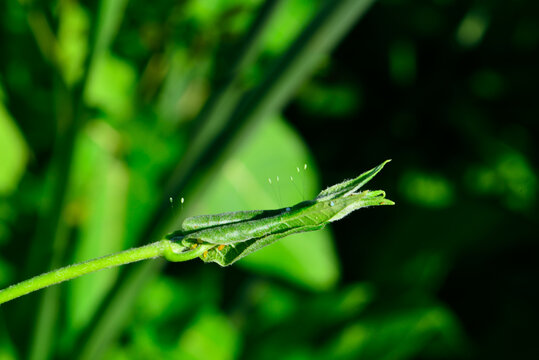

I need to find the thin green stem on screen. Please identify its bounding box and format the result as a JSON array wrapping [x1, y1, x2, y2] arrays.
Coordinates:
[[0, 240, 207, 306]]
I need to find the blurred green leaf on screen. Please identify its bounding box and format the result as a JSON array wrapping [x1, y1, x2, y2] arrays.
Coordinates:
[[248, 281, 298, 329], [456, 8, 489, 48], [156, 49, 211, 124], [92, 0, 129, 56], [263, 0, 318, 54], [66, 122, 129, 332], [0, 97, 28, 195], [174, 309, 241, 360], [135, 277, 188, 323], [466, 149, 537, 211], [84, 53, 137, 120], [57, 1, 90, 85], [399, 170, 454, 208], [193, 116, 339, 290], [322, 305, 465, 359]]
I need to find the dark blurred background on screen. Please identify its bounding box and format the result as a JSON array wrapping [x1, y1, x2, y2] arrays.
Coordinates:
[[0, 0, 537, 359]]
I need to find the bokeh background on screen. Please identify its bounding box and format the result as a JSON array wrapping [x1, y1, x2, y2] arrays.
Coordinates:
[[1, 0, 537, 359]]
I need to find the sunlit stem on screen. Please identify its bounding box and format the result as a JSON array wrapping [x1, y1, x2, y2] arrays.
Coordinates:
[[0, 240, 203, 306]]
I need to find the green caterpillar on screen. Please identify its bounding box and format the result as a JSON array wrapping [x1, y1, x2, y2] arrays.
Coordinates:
[[165, 160, 394, 266]]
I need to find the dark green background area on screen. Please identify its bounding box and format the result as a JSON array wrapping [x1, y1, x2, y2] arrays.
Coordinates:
[[0, 0, 537, 359]]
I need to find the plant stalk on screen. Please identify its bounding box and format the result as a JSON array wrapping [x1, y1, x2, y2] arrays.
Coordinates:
[[0, 240, 206, 306]]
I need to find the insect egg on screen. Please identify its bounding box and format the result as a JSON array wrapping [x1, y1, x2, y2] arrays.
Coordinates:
[[218, 245, 225, 251], [203, 251, 208, 258]]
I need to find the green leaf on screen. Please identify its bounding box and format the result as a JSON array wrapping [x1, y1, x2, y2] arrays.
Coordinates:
[[57, 1, 90, 85], [0, 96, 28, 195], [174, 309, 241, 360], [183, 160, 393, 266], [202, 224, 325, 265], [84, 52, 137, 120], [186, 116, 338, 290], [316, 160, 391, 201], [321, 305, 465, 359]]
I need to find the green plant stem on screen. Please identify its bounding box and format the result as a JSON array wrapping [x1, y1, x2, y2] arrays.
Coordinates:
[[0, 240, 207, 306]]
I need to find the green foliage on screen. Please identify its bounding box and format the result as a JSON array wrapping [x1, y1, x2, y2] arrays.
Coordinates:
[[0, 99, 28, 194], [168, 161, 393, 266], [1, 0, 537, 359]]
